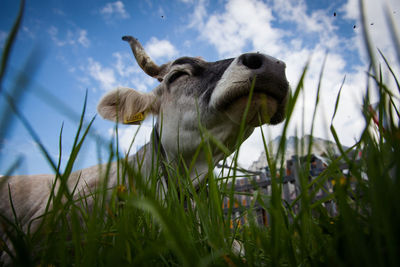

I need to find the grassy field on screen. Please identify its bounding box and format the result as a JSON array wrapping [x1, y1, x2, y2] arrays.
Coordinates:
[[1, 1, 400, 266]]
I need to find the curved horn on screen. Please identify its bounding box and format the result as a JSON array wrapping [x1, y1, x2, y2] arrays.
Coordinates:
[[122, 36, 161, 78]]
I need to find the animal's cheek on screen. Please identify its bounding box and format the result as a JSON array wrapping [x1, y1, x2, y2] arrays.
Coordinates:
[[168, 82, 190, 96]]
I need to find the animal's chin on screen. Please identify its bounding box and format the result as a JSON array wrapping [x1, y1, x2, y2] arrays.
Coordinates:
[[222, 92, 279, 127]]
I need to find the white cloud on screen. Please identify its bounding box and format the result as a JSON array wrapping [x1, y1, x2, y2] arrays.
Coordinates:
[[87, 57, 117, 90], [108, 123, 154, 155], [128, 75, 157, 92], [188, 0, 207, 29], [53, 8, 66, 16], [272, 0, 336, 34], [191, 0, 343, 57], [112, 51, 157, 91], [83, 51, 158, 93], [78, 29, 90, 47], [341, 0, 359, 20], [48, 26, 90, 48], [145, 37, 178, 61], [112, 52, 140, 77], [22, 26, 35, 39], [196, 0, 283, 57], [100, 1, 130, 20], [157, 6, 166, 18], [271, 0, 339, 50], [48, 26, 64, 46]]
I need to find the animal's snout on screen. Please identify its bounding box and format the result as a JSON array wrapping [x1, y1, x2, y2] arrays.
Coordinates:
[[236, 52, 288, 104], [239, 53, 263, 69], [238, 53, 286, 71]]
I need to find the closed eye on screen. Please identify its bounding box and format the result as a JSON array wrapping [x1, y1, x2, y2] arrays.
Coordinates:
[[168, 71, 188, 84]]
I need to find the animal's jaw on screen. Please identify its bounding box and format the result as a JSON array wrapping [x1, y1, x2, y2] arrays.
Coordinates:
[[210, 69, 289, 127], [222, 92, 279, 126]]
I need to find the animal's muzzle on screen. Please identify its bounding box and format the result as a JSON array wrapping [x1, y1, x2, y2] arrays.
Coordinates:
[[237, 52, 288, 103], [239, 53, 286, 69]]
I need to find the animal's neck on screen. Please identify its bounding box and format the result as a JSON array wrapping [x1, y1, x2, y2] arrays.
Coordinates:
[[127, 121, 255, 193], [131, 125, 169, 191], [129, 123, 212, 193]]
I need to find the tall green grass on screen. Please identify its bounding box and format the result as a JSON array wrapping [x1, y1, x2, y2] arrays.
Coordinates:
[[1, 0, 400, 266]]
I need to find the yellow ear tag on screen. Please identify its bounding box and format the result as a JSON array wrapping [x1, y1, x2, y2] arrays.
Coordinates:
[[123, 112, 145, 125]]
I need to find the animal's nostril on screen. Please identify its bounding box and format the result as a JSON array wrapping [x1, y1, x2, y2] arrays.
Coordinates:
[[240, 53, 263, 69]]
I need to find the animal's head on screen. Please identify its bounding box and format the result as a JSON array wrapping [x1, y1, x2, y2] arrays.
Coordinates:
[[97, 36, 289, 160]]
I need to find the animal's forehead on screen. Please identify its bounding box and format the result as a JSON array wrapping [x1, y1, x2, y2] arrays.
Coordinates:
[[161, 56, 236, 102], [171, 57, 204, 66], [170, 56, 235, 73]]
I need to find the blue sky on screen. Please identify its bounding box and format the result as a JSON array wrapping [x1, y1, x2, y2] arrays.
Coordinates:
[[0, 0, 399, 175]]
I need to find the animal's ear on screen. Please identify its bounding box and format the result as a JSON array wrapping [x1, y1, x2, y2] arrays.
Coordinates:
[[97, 87, 160, 124]]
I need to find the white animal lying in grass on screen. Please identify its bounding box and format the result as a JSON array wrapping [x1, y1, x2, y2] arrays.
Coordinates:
[[0, 35, 289, 263]]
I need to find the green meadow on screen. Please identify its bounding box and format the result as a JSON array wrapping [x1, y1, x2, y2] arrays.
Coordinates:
[[1, 1, 399, 266]]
